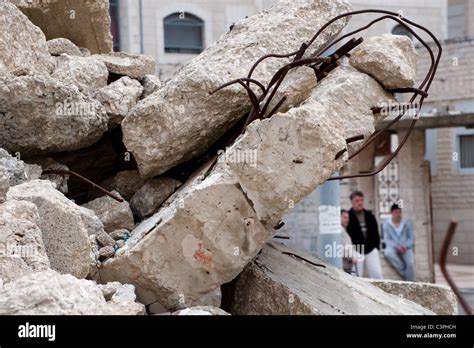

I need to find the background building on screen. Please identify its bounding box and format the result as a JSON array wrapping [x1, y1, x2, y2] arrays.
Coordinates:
[[113, 0, 273, 79]]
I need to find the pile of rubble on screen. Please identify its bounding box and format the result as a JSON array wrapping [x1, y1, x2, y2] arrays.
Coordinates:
[[0, 0, 457, 315]]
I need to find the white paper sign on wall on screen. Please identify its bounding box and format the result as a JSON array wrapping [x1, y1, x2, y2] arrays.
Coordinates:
[[318, 205, 341, 235]]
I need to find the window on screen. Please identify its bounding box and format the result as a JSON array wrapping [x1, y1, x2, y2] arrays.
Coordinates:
[[448, 3, 465, 39], [460, 134, 474, 169], [455, 128, 474, 173], [392, 24, 413, 40], [164, 13, 204, 54]]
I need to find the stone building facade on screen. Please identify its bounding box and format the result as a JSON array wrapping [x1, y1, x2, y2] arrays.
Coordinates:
[[114, 0, 273, 79]]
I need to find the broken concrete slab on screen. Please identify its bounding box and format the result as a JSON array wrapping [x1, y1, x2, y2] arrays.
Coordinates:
[[121, 0, 352, 178], [0, 200, 50, 283], [93, 52, 156, 80], [100, 163, 272, 310], [349, 34, 418, 89], [78, 205, 107, 237], [130, 177, 181, 219], [0, 2, 54, 75], [172, 306, 230, 315], [82, 191, 135, 233], [99, 65, 395, 310], [229, 242, 434, 315], [225, 66, 394, 225], [141, 74, 162, 99], [47, 38, 82, 57], [365, 279, 458, 315], [0, 75, 109, 156], [10, 0, 113, 55], [52, 54, 109, 94], [95, 76, 143, 128], [260, 66, 317, 118], [7, 180, 93, 278], [0, 269, 145, 315]]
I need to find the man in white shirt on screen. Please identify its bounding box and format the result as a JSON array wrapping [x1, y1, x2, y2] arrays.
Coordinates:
[[382, 204, 415, 281]]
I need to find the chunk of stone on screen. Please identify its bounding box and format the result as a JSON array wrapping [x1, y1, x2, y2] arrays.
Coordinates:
[[172, 306, 230, 316], [100, 163, 271, 310], [0, 200, 50, 283], [10, 0, 113, 54], [130, 177, 181, 218], [0, 75, 108, 156], [96, 230, 116, 247], [52, 54, 109, 94], [79, 47, 92, 57], [349, 34, 418, 89], [107, 283, 146, 315], [365, 279, 458, 315], [78, 206, 107, 236], [99, 245, 115, 261], [115, 240, 125, 249], [47, 38, 82, 56], [93, 52, 156, 80], [121, 0, 352, 178], [191, 287, 222, 308], [88, 234, 100, 280], [27, 157, 69, 194], [82, 192, 135, 233], [7, 180, 92, 278], [109, 229, 130, 241], [95, 76, 143, 128], [90, 170, 147, 201], [225, 66, 394, 224], [0, 148, 28, 186], [23, 163, 42, 181], [0, 269, 145, 315], [0, 3, 54, 75], [97, 281, 122, 300], [229, 242, 434, 315], [0, 168, 8, 203], [141, 74, 162, 99], [260, 66, 317, 118]]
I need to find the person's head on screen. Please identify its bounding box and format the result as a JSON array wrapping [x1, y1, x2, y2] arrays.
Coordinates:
[[391, 204, 402, 221], [350, 191, 364, 212], [341, 209, 349, 228]]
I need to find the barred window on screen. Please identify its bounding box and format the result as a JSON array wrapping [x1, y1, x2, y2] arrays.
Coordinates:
[[460, 134, 474, 169], [164, 13, 204, 54]]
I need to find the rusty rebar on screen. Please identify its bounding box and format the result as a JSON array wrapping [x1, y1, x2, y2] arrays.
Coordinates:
[[211, 9, 442, 182], [346, 135, 365, 144], [273, 235, 290, 240], [42, 169, 124, 202], [281, 251, 326, 268], [439, 220, 473, 315], [274, 221, 285, 230]]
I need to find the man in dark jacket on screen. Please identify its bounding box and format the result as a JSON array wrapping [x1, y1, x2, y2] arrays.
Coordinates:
[[347, 191, 383, 279]]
